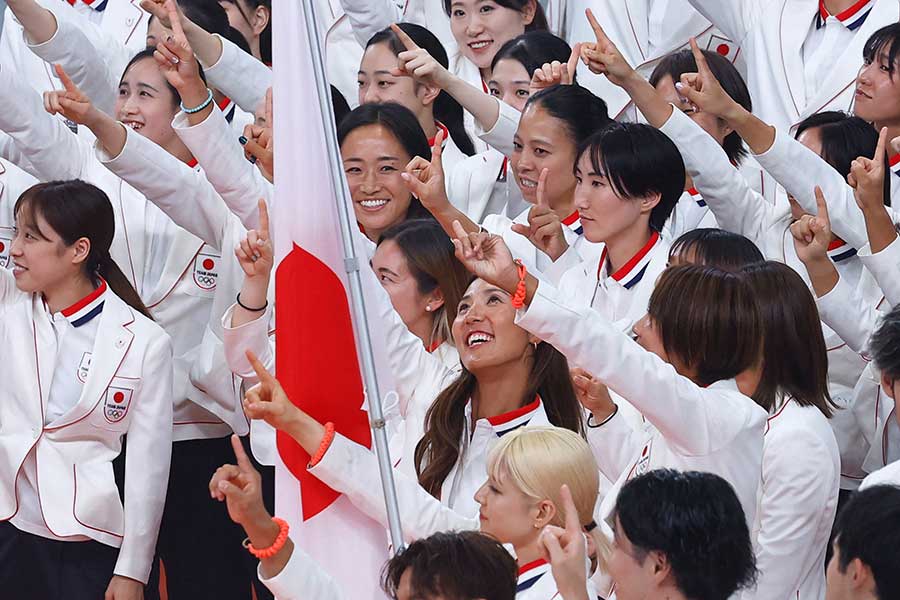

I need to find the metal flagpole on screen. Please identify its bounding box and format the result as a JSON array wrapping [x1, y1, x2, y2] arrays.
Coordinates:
[[294, 0, 407, 552]]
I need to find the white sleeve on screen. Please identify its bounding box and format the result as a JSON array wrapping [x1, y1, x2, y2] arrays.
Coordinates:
[[748, 427, 838, 600], [815, 274, 878, 355], [115, 329, 174, 582], [201, 34, 272, 114], [259, 545, 345, 600], [753, 131, 870, 249], [309, 433, 478, 542], [516, 281, 759, 457], [684, 0, 767, 44], [222, 304, 275, 383], [474, 97, 519, 157], [658, 106, 776, 243], [172, 106, 271, 230], [585, 409, 643, 483], [858, 236, 900, 309], [0, 62, 95, 182], [338, 0, 403, 47], [26, 1, 126, 116], [96, 125, 231, 250]]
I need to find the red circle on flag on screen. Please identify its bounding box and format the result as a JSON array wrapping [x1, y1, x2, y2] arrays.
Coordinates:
[[113, 391, 125, 403], [0, 241, 4, 252], [203, 258, 215, 270], [716, 44, 730, 56]]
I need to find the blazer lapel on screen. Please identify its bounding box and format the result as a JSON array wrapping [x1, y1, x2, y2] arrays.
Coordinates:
[[100, 0, 148, 47], [778, 0, 817, 119], [801, 0, 900, 119], [43, 296, 135, 430], [144, 228, 205, 308]]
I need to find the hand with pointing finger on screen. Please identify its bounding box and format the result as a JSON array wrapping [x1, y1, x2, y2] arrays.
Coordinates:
[[451, 220, 520, 293], [390, 23, 453, 90], [209, 435, 269, 528], [790, 186, 833, 266], [401, 128, 451, 212], [235, 199, 273, 280], [152, 0, 202, 92], [530, 43, 582, 95], [540, 484, 591, 600], [580, 9, 636, 87], [43, 64, 101, 127], [510, 169, 569, 261], [848, 126, 888, 215], [675, 38, 745, 123]]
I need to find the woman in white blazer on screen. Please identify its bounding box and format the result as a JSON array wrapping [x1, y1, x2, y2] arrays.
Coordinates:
[[739, 262, 841, 600], [0, 180, 173, 600]]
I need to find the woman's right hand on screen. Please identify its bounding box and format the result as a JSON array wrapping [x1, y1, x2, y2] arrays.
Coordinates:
[[401, 128, 451, 212], [675, 38, 744, 123], [44, 64, 102, 127], [210, 435, 270, 529], [790, 186, 832, 265], [391, 24, 453, 90], [571, 367, 616, 422], [451, 220, 520, 292], [235, 199, 273, 279], [580, 9, 636, 87]]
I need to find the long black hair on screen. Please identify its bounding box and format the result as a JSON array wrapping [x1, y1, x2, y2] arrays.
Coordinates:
[[14, 181, 152, 320], [442, 0, 548, 32], [490, 30, 573, 79], [367, 23, 477, 157]]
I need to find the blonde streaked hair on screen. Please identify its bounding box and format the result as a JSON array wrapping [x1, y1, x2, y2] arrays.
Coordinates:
[[486, 426, 611, 570]]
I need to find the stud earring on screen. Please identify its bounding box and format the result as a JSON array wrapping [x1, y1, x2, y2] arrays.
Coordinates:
[[425, 305, 432, 312]]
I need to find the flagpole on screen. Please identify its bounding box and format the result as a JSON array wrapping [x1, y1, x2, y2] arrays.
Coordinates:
[[294, 0, 406, 552]]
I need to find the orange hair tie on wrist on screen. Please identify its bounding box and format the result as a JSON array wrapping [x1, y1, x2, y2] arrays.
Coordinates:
[[511, 260, 528, 309], [308, 422, 336, 468], [244, 517, 290, 559]]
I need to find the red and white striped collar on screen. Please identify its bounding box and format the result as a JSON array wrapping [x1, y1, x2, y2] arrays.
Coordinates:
[[687, 187, 707, 208], [469, 396, 543, 436], [818, 0, 875, 29], [561, 210, 584, 236], [516, 558, 551, 593], [889, 153, 900, 178], [827, 237, 858, 262], [185, 157, 200, 171], [66, 0, 106, 9], [425, 339, 444, 353], [59, 278, 107, 327], [428, 121, 450, 148], [598, 231, 662, 290], [217, 95, 238, 123]]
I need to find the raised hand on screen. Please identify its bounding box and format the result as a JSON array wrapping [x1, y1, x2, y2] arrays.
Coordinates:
[[540, 484, 591, 600], [236, 199, 273, 279], [390, 23, 452, 89], [570, 367, 615, 421], [790, 186, 833, 265], [674, 38, 743, 121], [510, 169, 569, 260], [43, 64, 98, 126], [401, 128, 450, 211], [139, 0, 172, 29], [209, 435, 269, 527], [530, 43, 582, 94], [243, 350, 303, 431], [451, 220, 519, 291], [152, 0, 202, 92], [580, 9, 635, 86], [848, 126, 888, 213]]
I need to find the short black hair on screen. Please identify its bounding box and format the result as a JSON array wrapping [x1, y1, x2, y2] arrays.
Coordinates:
[[650, 49, 752, 165], [381, 531, 517, 600], [577, 122, 684, 232], [490, 31, 573, 80], [869, 304, 900, 380], [526, 84, 611, 148], [832, 485, 900, 600], [614, 469, 757, 600], [669, 228, 763, 270], [863, 23, 900, 79]]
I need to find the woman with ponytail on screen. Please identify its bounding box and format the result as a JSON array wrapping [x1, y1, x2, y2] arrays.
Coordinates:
[[0, 180, 174, 600]]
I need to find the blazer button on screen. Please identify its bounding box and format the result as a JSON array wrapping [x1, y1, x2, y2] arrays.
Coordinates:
[[116, 338, 126, 348]]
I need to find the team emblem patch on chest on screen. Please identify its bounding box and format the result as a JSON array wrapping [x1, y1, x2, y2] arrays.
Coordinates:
[[0, 226, 13, 269], [633, 440, 653, 478], [193, 249, 220, 291], [77, 352, 93, 384], [103, 386, 134, 423]]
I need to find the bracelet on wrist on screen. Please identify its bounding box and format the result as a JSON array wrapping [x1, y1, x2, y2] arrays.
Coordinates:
[[243, 517, 290, 559], [587, 404, 618, 428], [511, 260, 528, 309], [308, 422, 335, 468], [180, 88, 214, 114], [236, 293, 267, 312]]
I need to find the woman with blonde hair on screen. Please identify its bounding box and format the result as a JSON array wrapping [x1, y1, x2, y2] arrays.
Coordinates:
[[212, 358, 603, 598]]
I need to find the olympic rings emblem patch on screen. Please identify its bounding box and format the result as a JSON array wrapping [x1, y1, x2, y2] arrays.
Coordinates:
[[193, 248, 220, 291], [103, 386, 134, 423]]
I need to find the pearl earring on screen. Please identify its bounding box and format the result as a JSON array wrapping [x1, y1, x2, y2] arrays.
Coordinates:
[[425, 305, 432, 312]]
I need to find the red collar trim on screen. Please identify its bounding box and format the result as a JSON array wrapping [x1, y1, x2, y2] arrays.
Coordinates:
[[217, 95, 233, 112], [428, 121, 450, 147], [186, 157, 199, 169], [561, 210, 580, 226], [687, 187, 700, 196], [481, 78, 489, 94], [425, 339, 443, 353], [61, 278, 107, 317], [827, 237, 847, 251], [518, 558, 548, 576], [889, 153, 900, 168], [599, 231, 660, 281], [487, 396, 541, 426], [819, 0, 873, 20]]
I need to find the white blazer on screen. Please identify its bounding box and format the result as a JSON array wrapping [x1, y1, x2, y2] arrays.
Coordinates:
[[687, 0, 900, 132], [515, 280, 767, 529], [0, 270, 173, 583], [741, 398, 840, 600], [554, 0, 742, 121]]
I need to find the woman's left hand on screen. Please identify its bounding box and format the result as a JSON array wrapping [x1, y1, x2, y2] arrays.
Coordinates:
[[104, 575, 144, 600], [43, 64, 101, 127], [235, 199, 274, 279], [451, 220, 519, 292], [540, 484, 591, 600], [153, 0, 203, 93]]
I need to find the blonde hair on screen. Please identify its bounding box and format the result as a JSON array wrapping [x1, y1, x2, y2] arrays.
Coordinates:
[[487, 426, 611, 570]]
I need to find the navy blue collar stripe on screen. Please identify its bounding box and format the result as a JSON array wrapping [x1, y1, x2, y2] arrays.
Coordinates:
[[71, 302, 104, 328], [516, 573, 546, 593], [623, 264, 650, 290]]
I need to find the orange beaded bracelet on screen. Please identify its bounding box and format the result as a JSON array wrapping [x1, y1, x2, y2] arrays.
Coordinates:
[[308, 422, 335, 468], [244, 517, 290, 559], [511, 260, 528, 309]]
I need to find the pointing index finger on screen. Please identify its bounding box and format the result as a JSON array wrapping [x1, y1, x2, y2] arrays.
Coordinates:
[[875, 126, 888, 162], [585, 9, 610, 45], [559, 484, 581, 533], [165, 0, 187, 43], [257, 199, 270, 241], [390, 23, 419, 51], [246, 349, 276, 385], [813, 186, 830, 225], [54, 64, 78, 94], [230, 434, 254, 472], [566, 43, 581, 82], [689, 38, 711, 77], [536, 168, 549, 208]]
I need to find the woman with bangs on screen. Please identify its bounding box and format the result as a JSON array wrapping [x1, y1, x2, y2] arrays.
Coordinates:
[[449, 226, 767, 557]]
